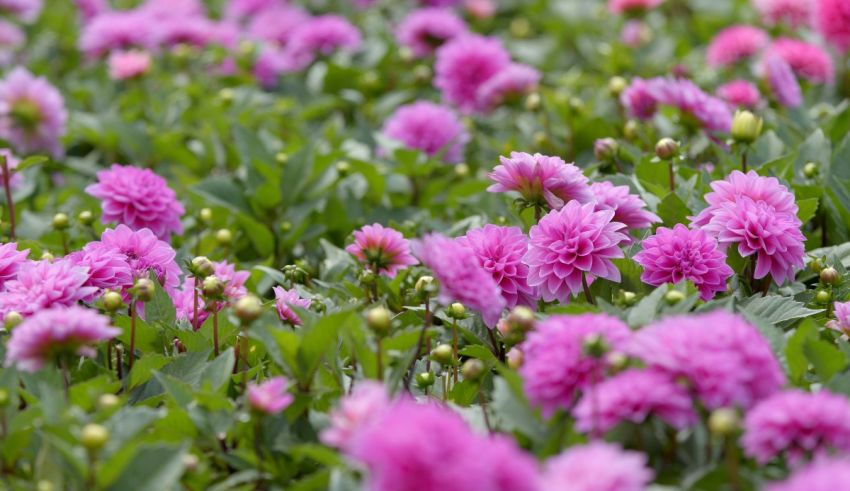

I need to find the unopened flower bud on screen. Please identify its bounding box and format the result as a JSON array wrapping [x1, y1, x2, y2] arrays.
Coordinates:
[[608, 76, 627, 97], [608, 352, 629, 371], [461, 359, 485, 382], [816, 289, 831, 304], [37, 481, 52, 491], [506, 348, 523, 369], [199, 207, 213, 223], [415, 275, 436, 294], [280, 221, 292, 232], [510, 18, 531, 38], [507, 306, 535, 332], [730, 110, 763, 144], [132, 278, 155, 302], [40, 252, 53, 261], [275, 152, 289, 164], [102, 291, 123, 312], [80, 424, 109, 452], [360, 71, 380, 91], [811, 258, 824, 273], [399, 47, 414, 63], [0, 388, 9, 407], [191, 256, 215, 277], [431, 344, 454, 365], [524, 92, 541, 111], [533, 131, 548, 147], [413, 64, 431, 83], [454, 163, 470, 178], [52, 213, 69, 230], [623, 120, 639, 140], [804, 162, 819, 179], [4, 311, 22, 330], [594, 138, 619, 162], [655, 138, 679, 160], [234, 295, 263, 323], [708, 408, 740, 436], [97, 394, 120, 412], [77, 210, 94, 226], [447, 302, 466, 319], [416, 372, 435, 388], [582, 333, 609, 358], [359, 269, 376, 286], [366, 307, 392, 336], [183, 453, 200, 472], [215, 229, 233, 246], [665, 290, 685, 305], [218, 88, 235, 104], [820, 267, 840, 285], [336, 161, 351, 177], [619, 290, 637, 306], [173, 338, 186, 353]]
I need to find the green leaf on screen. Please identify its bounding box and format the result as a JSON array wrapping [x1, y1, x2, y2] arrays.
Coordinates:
[[656, 192, 691, 227], [627, 286, 667, 327], [804, 338, 847, 383], [786, 319, 818, 384], [105, 444, 187, 491], [15, 155, 48, 172], [797, 197, 819, 225], [145, 273, 176, 326], [740, 295, 822, 325]]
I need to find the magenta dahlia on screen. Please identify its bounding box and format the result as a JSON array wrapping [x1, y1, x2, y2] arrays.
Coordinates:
[[767, 457, 850, 491], [66, 246, 133, 298], [541, 442, 653, 491], [381, 101, 469, 163], [647, 77, 733, 132], [247, 376, 294, 415], [766, 55, 802, 108], [79, 11, 154, 59], [0, 20, 23, 67], [0, 0, 41, 23], [692, 171, 799, 227], [107, 50, 151, 80], [345, 223, 416, 278], [0, 260, 96, 319], [284, 15, 362, 71], [765, 38, 834, 84], [706, 25, 769, 68], [434, 35, 511, 113], [476, 63, 541, 112], [396, 8, 468, 58], [753, 0, 813, 28], [621, 78, 658, 120], [827, 301, 850, 335], [245, 5, 309, 46], [273, 286, 311, 326], [174, 277, 209, 328], [488, 152, 592, 211], [608, 0, 664, 14], [0, 67, 67, 157], [320, 381, 390, 451], [0, 241, 28, 288], [716, 80, 761, 108], [589, 181, 660, 235], [815, 0, 850, 53]]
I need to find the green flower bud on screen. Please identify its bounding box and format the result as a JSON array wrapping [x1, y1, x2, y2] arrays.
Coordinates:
[[102, 291, 124, 312], [183, 454, 200, 472], [336, 161, 351, 177], [413, 64, 431, 83], [510, 18, 531, 38], [234, 295, 263, 324], [415, 275, 436, 294], [582, 333, 609, 358], [816, 289, 831, 304], [4, 311, 22, 330], [40, 251, 54, 261], [190, 256, 215, 278], [524, 92, 541, 111], [415, 372, 435, 388], [820, 267, 840, 285], [202, 275, 225, 298], [97, 394, 120, 412], [619, 290, 637, 306], [655, 138, 679, 160], [215, 229, 233, 246], [80, 424, 109, 452], [218, 88, 235, 104], [132, 278, 155, 302], [366, 306, 392, 336], [454, 163, 470, 178], [447, 302, 466, 319], [623, 120, 639, 141], [199, 208, 213, 223], [730, 110, 763, 144], [431, 344, 454, 365], [506, 306, 535, 332], [708, 408, 740, 436], [359, 269, 377, 286], [461, 359, 485, 382], [275, 152, 289, 164], [803, 162, 819, 178], [506, 348, 523, 369], [608, 76, 627, 97], [594, 138, 619, 162], [77, 210, 94, 226], [811, 258, 824, 273], [664, 290, 685, 305]]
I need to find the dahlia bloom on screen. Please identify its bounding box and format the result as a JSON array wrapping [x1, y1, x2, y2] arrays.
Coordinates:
[[0, 21, 23, 66], [0, 0, 41, 23], [414, 234, 506, 327], [421, 0, 462, 5], [766, 55, 802, 108], [0, 67, 67, 157], [224, 0, 277, 22], [79, 11, 154, 58], [247, 377, 294, 415], [589, 181, 660, 235], [753, 0, 813, 27], [476, 63, 541, 112], [396, 8, 468, 58], [541, 442, 654, 491], [487, 152, 592, 211], [434, 35, 511, 113], [381, 101, 469, 163], [692, 170, 799, 227], [706, 25, 769, 68], [284, 15, 362, 71], [85, 164, 185, 240], [525, 201, 627, 303], [827, 301, 850, 334], [151, 18, 238, 51], [66, 246, 133, 298], [174, 277, 209, 328], [743, 390, 850, 464], [273, 286, 311, 326], [765, 38, 834, 84], [634, 224, 732, 300], [4, 306, 119, 372], [628, 311, 785, 409], [573, 368, 697, 434], [620, 20, 650, 47], [213, 261, 250, 301], [647, 77, 733, 132], [253, 45, 297, 88], [457, 225, 537, 309], [345, 223, 417, 278], [717, 80, 761, 108], [108, 50, 152, 81], [320, 381, 389, 451], [621, 78, 658, 120], [608, 0, 664, 14], [86, 225, 181, 295], [767, 457, 850, 491], [73, 0, 108, 23], [465, 0, 496, 18], [0, 241, 28, 288], [245, 5, 309, 46], [815, 0, 850, 53], [519, 314, 632, 416], [0, 260, 97, 318]]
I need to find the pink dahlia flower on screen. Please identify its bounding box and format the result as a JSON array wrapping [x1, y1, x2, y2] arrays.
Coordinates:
[[414, 234, 506, 327], [73, 0, 109, 23], [706, 25, 769, 68], [108, 50, 151, 81], [457, 225, 537, 309], [476, 63, 541, 112], [284, 15, 362, 71], [345, 223, 417, 278], [0, 67, 67, 157], [743, 390, 850, 464], [519, 313, 632, 416], [487, 152, 592, 211], [647, 77, 734, 132], [620, 20, 651, 47], [541, 442, 653, 491], [4, 306, 119, 372], [573, 368, 697, 434], [692, 170, 799, 227], [0, 0, 41, 23], [766, 55, 802, 108], [253, 45, 297, 88], [174, 277, 209, 328], [753, 0, 813, 27], [767, 457, 850, 491], [628, 311, 785, 409], [224, 0, 277, 22], [716, 80, 761, 108], [245, 5, 309, 46], [608, 0, 664, 14], [465, 0, 496, 18], [525, 201, 627, 303], [85, 164, 185, 240], [320, 381, 389, 451], [634, 224, 732, 300], [434, 35, 511, 113], [827, 300, 850, 334], [213, 261, 249, 301], [86, 225, 181, 295], [381, 101, 469, 163], [66, 246, 133, 298], [815, 0, 850, 53], [0, 241, 28, 288], [396, 8, 468, 58], [176, 260, 250, 327], [0, 260, 97, 319], [0, 20, 23, 66], [765, 38, 834, 84], [79, 11, 154, 58], [273, 286, 311, 326], [621, 78, 658, 120], [247, 376, 294, 415], [589, 181, 660, 236]]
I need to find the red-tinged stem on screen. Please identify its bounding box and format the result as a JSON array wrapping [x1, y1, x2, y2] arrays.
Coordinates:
[[213, 307, 220, 357], [376, 337, 383, 382], [128, 302, 137, 371], [1, 157, 14, 240], [668, 160, 676, 193], [582, 273, 595, 305], [192, 282, 200, 331]]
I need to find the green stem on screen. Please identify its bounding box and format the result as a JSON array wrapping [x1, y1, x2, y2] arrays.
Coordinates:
[[128, 303, 137, 371], [582, 273, 595, 305], [1, 157, 14, 240], [375, 337, 383, 381]]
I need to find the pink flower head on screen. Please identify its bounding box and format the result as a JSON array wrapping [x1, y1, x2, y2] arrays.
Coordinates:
[[621, 78, 658, 120], [767, 457, 850, 491], [73, 0, 109, 23], [0, 260, 97, 319], [765, 38, 834, 84], [174, 277, 209, 328], [247, 376, 294, 414], [574, 368, 697, 434], [273, 286, 311, 326], [465, 0, 496, 19], [108, 50, 151, 80], [85, 164, 185, 240], [487, 152, 592, 210], [4, 306, 119, 372], [647, 77, 734, 132], [253, 45, 297, 88], [743, 390, 850, 464], [816, 0, 850, 53], [396, 8, 468, 58], [717, 80, 761, 108], [414, 234, 506, 327], [634, 224, 733, 300], [519, 313, 632, 416], [692, 170, 799, 226], [766, 55, 802, 108], [525, 201, 627, 303], [381, 101, 469, 163], [541, 442, 653, 491], [753, 0, 813, 27], [152, 18, 239, 51], [87, 225, 181, 295], [213, 260, 249, 301], [476, 63, 541, 112], [284, 15, 362, 71], [0, 67, 67, 157], [0, 0, 41, 23], [457, 225, 537, 309], [320, 381, 389, 451], [176, 259, 251, 327], [620, 20, 650, 47], [346, 223, 417, 278], [706, 25, 769, 68], [224, 0, 278, 22], [66, 246, 133, 298], [589, 181, 660, 235], [608, 0, 664, 14], [628, 310, 785, 409], [79, 11, 154, 58], [434, 35, 511, 113], [245, 5, 309, 46], [827, 300, 850, 334], [0, 20, 23, 66], [0, 241, 28, 288]]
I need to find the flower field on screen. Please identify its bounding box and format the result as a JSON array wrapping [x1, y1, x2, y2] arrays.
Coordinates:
[[3, 0, 850, 489]]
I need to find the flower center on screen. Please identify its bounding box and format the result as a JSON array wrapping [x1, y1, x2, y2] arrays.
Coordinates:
[[10, 99, 42, 131]]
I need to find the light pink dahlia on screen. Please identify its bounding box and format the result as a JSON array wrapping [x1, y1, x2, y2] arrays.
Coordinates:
[[766, 55, 802, 108], [213, 260, 250, 301], [0, 67, 67, 157], [273, 286, 311, 326], [706, 25, 769, 68], [434, 35, 511, 113], [519, 313, 632, 416], [414, 234, 506, 327], [647, 77, 733, 132], [85, 164, 185, 240], [628, 311, 785, 410], [245, 5, 309, 46], [284, 15, 362, 71], [0, 20, 23, 67], [0, 260, 97, 319], [621, 78, 658, 120], [346, 223, 417, 278], [589, 181, 660, 236], [764, 38, 834, 84], [0, 0, 42, 23], [396, 8, 468, 58], [4, 306, 119, 372], [767, 457, 850, 491], [692, 170, 799, 227], [381, 101, 469, 163], [743, 390, 850, 464], [573, 368, 697, 434], [476, 63, 541, 112], [247, 376, 294, 415], [541, 442, 653, 491], [753, 0, 813, 27], [108, 50, 152, 80], [0, 241, 28, 288], [79, 11, 154, 59], [634, 224, 732, 300], [620, 20, 651, 48], [827, 300, 850, 334], [525, 201, 627, 303], [320, 381, 390, 451], [73, 0, 109, 23], [174, 277, 209, 328], [488, 152, 592, 211], [608, 0, 664, 14], [66, 246, 133, 298], [457, 225, 537, 309], [86, 225, 181, 295], [224, 0, 278, 22], [815, 0, 850, 53], [716, 80, 761, 108]]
